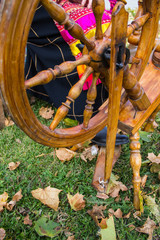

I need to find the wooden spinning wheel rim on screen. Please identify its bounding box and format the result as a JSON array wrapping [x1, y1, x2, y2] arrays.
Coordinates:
[[0, 0, 159, 148]]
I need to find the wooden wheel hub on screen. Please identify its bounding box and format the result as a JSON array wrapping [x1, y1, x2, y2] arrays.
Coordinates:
[[83, 38, 111, 73]]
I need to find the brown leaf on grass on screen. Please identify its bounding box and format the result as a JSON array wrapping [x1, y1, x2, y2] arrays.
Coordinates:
[[67, 193, 85, 211], [114, 209, 123, 218], [80, 145, 98, 162], [129, 225, 135, 230], [8, 161, 20, 171], [31, 186, 62, 211], [144, 195, 160, 222], [39, 106, 54, 119], [147, 153, 160, 164], [67, 236, 75, 240], [96, 192, 109, 200], [6, 189, 23, 211], [0, 228, 6, 240], [124, 196, 130, 201], [133, 211, 141, 221], [98, 217, 108, 229], [141, 175, 148, 188], [5, 117, 14, 127], [123, 212, 131, 219], [108, 208, 123, 218], [56, 148, 76, 163], [0, 192, 8, 212], [150, 163, 160, 173], [106, 174, 128, 198], [24, 214, 32, 226], [12, 189, 23, 202], [87, 204, 106, 225], [135, 217, 157, 240]]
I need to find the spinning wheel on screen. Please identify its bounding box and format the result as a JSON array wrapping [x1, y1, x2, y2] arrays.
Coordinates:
[[0, 0, 160, 209]]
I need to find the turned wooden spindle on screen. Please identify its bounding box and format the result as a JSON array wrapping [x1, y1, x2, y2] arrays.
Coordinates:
[[83, 72, 99, 129], [41, 0, 95, 51], [127, 13, 150, 38], [130, 132, 141, 210], [49, 67, 93, 130], [25, 55, 91, 89], [123, 65, 150, 110], [92, 0, 105, 40]]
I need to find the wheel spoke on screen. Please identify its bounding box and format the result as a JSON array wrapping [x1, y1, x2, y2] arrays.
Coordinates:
[[92, 0, 105, 40], [49, 67, 93, 130], [40, 0, 95, 51], [83, 72, 100, 129], [25, 55, 91, 89], [127, 13, 150, 37]]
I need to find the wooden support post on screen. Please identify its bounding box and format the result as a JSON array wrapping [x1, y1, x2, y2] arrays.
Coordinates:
[[129, 132, 141, 210]]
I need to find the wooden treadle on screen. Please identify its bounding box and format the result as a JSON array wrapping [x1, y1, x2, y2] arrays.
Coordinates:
[[118, 61, 160, 134]]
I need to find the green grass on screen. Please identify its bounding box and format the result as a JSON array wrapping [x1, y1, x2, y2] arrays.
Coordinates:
[[0, 97, 160, 240]]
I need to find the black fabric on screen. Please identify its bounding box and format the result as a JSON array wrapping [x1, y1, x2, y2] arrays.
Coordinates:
[[25, 5, 108, 122]]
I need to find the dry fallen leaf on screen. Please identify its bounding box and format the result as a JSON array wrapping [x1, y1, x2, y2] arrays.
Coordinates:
[[0, 228, 6, 240], [8, 161, 20, 171], [24, 214, 32, 226], [0, 192, 8, 212], [141, 175, 148, 188], [80, 145, 98, 162], [96, 192, 109, 200], [124, 196, 130, 201], [6, 189, 23, 211], [123, 212, 131, 219], [106, 174, 128, 198], [98, 217, 108, 229], [67, 193, 85, 211], [147, 153, 160, 164], [144, 195, 160, 222], [114, 209, 123, 218], [39, 106, 54, 119], [98, 216, 116, 240], [5, 117, 14, 127], [133, 211, 141, 221], [87, 204, 106, 225], [135, 217, 157, 240], [56, 148, 76, 163], [67, 236, 75, 240], [31, 186, 62, 211], [108, 208, 123, 218], [13, 190, 23, 202]]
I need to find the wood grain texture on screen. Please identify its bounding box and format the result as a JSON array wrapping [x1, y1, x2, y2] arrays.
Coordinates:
[[105, 2, 128, 182], [130, 132, 141, 210]]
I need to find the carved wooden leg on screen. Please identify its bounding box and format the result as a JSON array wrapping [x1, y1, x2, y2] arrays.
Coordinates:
[[129, 132, 141, 210]]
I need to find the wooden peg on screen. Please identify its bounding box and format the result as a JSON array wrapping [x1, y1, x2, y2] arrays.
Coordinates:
[[92, 0, 105, 40], [130, 132, 141, 210], [49, 67, 93, 130], [83, 72, 99, 129]]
